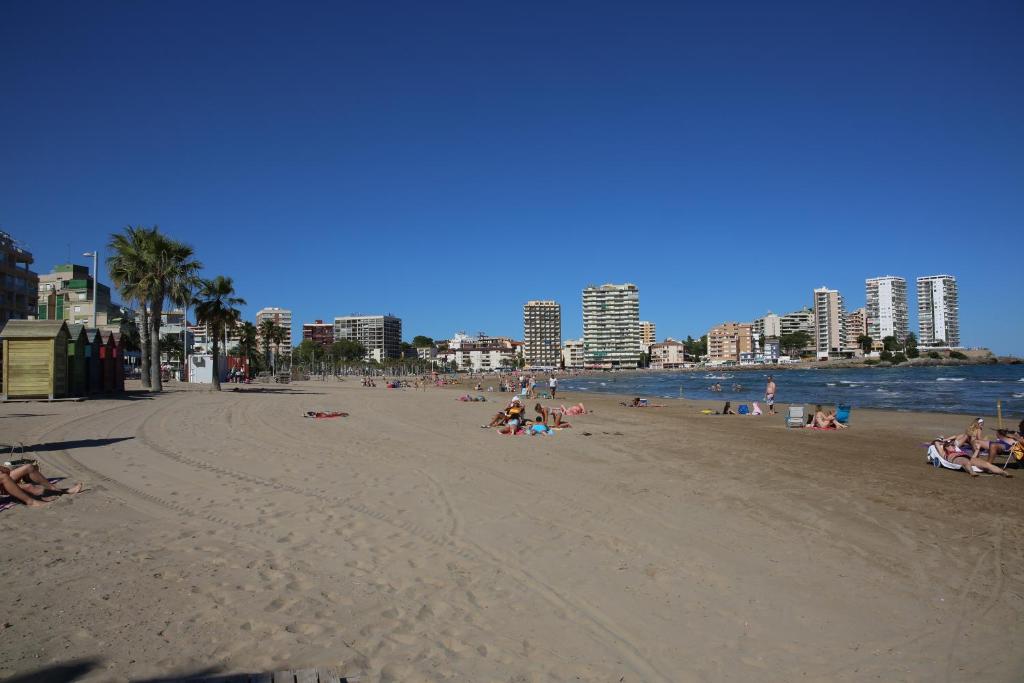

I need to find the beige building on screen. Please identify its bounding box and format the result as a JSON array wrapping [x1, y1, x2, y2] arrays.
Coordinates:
[[650, 339, 687, 369], [813, 287, 847, 359], [752, 312, 781, 339], [522, 300, 561, 367], [334, 314, 402, 361], [640, 321, 656, 352], [37, 263, 118, 326], [707, 322, 754, 363], [256, 307, 293, 354], [845, 307, 868, 350], [562, 338, 585, 369]]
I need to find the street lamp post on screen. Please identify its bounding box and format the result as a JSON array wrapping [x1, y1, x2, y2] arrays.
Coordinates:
[[82, 250, 98, 328]]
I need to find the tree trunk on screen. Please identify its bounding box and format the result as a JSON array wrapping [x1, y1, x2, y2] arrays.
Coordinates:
[[139, 305, 152, 389], [150, 297, 163, 392], [211, 329, 221, 391]]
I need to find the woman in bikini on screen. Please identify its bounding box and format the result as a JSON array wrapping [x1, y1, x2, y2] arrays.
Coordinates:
[[933, 439, 1012, 478]]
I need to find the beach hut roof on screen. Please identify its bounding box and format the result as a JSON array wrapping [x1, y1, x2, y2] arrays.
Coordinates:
[[0, 319, 69, 339], [66, 323, 88, 339]]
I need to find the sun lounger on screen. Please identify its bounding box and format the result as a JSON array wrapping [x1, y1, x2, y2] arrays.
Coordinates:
[[926, 444, 982, 473], [785, 405, 804, 428]]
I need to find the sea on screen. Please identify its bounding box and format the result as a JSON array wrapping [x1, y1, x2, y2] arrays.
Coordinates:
[[558, 364, 1024, 417]]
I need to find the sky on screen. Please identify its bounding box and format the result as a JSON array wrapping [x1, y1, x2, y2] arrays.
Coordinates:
[[2, 1, 1021, 354]]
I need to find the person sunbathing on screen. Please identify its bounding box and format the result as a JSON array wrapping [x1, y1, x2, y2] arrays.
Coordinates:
[[535, 403, 570, 428], [962, 417, 1005, 462], [1, 461, 83, 507], [559, 403, 587, 416], [484, 398, 524, 428], [722, 401, 736, 415], [808, 405, 846, 429], [933, 439, 1012, 478]]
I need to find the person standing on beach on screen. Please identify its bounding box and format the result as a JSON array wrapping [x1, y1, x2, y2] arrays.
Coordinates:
[[765, 376, 777, 415], [549, 375, 557, 399]]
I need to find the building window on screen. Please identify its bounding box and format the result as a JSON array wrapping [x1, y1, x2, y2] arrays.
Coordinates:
[[74, 306, 82, 312], [78, 292, 87, 300]]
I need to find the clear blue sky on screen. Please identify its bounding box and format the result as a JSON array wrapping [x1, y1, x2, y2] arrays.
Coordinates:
[[2, 1, 1021, 354]]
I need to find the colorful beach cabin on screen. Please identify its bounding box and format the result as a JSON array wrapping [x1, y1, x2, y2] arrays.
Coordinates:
[[0, 320, 71, 401], [110, 331, 125, 392], [97, 330, 116, 393], [65, 323, 89, 397], [83, 328, 102, 394]]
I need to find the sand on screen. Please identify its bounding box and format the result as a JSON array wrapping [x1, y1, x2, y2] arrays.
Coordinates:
[[1, 379, 1023, 682]]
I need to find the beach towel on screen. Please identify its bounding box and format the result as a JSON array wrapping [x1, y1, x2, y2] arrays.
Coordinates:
[[926, 444, 982, 473]]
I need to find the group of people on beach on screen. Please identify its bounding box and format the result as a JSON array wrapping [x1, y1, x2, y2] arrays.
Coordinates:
[[482, 396, 585, 435], [933, 418, 1023, 478], [1, 459, 83, 508]]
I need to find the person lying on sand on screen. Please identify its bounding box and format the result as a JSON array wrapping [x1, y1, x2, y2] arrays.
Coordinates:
[[1, 462, 83, 507], [558, 403, 587, 416], [932, 439, 1012, 478], [808, 405, 846, 429]]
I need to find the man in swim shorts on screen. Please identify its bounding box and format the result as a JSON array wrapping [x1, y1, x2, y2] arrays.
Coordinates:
[[765, 376, 776, 415]]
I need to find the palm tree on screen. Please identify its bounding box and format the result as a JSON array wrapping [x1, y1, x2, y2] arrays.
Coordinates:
[[107, 226, 159, 389], [236, 321, 259, 379], [141, 233, 202, 391], [193, 276, 245, 391], [257, 319, 286, 374]]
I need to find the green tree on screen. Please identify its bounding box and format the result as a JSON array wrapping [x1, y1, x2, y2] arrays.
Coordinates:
[[107, 226, 159, 389], [904, 332, 919, 358], [857, 334, 873, 354], [412, 335, 434, 348], [779, 331, 812, 356], [193, 276, 245, 391], [891, 351, 907, 364], [330, 338, 366, 362], [293, 339, 319, 366], [161, 333, 183, 364], [882, 335, 899, 352], [236, 321, 260, 378], [400, 341, 416, 358], [258, 319, 287, 373]]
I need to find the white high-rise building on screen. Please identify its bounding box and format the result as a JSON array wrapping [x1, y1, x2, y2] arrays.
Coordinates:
[[865, 276, 909, 344], [256, 307, 293, 352], [522, 300, 561, 367], [582, 283, 641, 368], [916, 275, 960, 347], [334, 314, 402, 361], [813, 287, 847, 360]]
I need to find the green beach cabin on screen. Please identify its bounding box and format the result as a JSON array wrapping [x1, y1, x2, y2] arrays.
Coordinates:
[[1, 320, 71, 400], [65, 323, 89, 397]]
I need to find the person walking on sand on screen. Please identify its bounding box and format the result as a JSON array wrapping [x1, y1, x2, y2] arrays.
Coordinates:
[[765, 376, 777, 415], [549, 375, 557, 399]]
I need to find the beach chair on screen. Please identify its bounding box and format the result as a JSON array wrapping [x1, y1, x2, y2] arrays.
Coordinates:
[[1002, 440, 1024, 469], [927, 444, 982, 473], [835, 404, 851, 425], [785, 405, 804, 428], [737, 404, 749, 415]]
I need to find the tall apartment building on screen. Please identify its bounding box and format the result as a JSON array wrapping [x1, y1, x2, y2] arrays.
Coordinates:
[[813, 287, 847, 359], [707, 322, 754, 363], [37, 263, 115, 326], [640, 321, 657, 352], [334, 314, 402, 362], [845, 307, 867, 350], [302, 319, 334, 347], [780, 307, 814, 336], [522, 300, 562, 367], [917, 275, 960, 347], [562, 338, 585, 368], [865, 276, 909, 344], [582, 283, 640, 368], [256, 307, 293, 354], [0, 231, 38, 324], [752, 312, 781, 339]]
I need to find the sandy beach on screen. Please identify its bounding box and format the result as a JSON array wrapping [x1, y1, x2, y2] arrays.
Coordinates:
[[2, 380, 1023, 682]]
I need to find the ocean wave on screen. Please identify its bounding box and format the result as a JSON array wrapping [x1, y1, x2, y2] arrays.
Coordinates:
[[1014, 393, 1024, 399], [826, 383, 837, 386], [937, 377, 966, 381]]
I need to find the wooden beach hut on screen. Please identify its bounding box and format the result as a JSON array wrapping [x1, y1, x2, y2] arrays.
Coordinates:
[[111, 331, 125, 392], [0, 320, 70, 400], [83, 328, 102, 394], [98, 330, 115, 393], [65, 323, 89, 397]]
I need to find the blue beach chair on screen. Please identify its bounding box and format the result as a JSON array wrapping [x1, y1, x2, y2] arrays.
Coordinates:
[[835, 404, 851, 425]]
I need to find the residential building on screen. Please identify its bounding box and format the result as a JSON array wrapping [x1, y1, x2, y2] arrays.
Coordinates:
[[865, 276, 909, 344], [562, 338, 585, 369], [845, 307, 868, 350], [917, 275, 960, 347], [640, 321, 656, 352], [437, 345, 516, 372], [582, 283, 641, 368], [0, 231, 38, 324], [779, 307, 814, 337], [256, 307, 293, 354], [707, 322, 754, 363], [302, 319, 334, 347], [334, 314, 402, 362], [752, 312, 781, 339], [813, 287, 847, 359], [37, 263, 117, 326], [650, 339, 687, 369], [522, 300, 562, 368]]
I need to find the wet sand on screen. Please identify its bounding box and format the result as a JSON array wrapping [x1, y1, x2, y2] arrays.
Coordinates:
[[2, 380, 1023, 682]]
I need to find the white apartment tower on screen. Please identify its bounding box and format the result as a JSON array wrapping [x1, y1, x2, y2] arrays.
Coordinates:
[[522, 300, 562, 367], [916, 275, 960, 347], [582, 283, 641, 368], [865, 276, 909, 343], [334, 314, 403, 361], [255, 307, 293, 351], [813, 287, 847, 360]]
